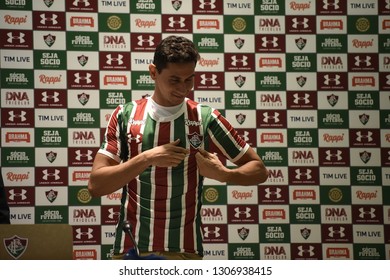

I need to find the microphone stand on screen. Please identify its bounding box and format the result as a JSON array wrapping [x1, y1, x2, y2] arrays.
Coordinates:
[[122, 220, 140, 257]]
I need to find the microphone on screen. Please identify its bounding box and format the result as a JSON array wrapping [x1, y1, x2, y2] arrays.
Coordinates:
[[122, 220, 140, 256], [121, 220, 166, 260]]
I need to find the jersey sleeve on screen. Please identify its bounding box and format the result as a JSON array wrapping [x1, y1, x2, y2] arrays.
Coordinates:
[[97, 105, 124, 163], [205, 108, 250, 163]]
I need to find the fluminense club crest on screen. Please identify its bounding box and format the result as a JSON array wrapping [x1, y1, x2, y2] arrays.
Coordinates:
[[3, 235, 28, 259], [172, 0, 182, 10], [46, 151, 57, 163], [296, 75, 307, 87], [327, 94, 339, 107], [78, 92, 90, 105], [78, 55, 89, 67], [234, 75, 246, 88], [300, 227, 311, 240], [43, 34, 56, 47], [187, 132, 203, 149], [237, 227, 249, 240], [360, 151, 371, 164], [295, 37, 307, 50], [359, 113, 369, 125], [46, 189, 58, 203], [234, 38, 245, 49], [43, 0, 54, 8], [236, 113, 246, 125]]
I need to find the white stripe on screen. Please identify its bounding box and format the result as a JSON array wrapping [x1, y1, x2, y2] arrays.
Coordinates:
[[164, 121, 175, 250]]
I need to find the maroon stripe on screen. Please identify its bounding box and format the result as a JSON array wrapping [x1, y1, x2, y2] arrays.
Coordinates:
[[152, 121, 170, 250], [183, 101, 201, 251]]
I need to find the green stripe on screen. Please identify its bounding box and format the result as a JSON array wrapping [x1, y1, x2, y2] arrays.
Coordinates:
[[138, 115, 156, 249], [168, 114, 186, 250]]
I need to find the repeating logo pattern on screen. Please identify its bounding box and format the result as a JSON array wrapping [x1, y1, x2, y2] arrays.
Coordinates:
[[1, 0, 389, 260]]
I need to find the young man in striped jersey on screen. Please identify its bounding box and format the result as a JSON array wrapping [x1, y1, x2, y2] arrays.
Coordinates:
[[88, 35, 268, 260]]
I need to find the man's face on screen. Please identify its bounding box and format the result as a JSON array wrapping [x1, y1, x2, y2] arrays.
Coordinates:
[[149, 62, 196, 107]]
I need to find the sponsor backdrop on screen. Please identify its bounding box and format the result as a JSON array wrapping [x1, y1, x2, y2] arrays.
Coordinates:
[[1, 0, 389, 260]]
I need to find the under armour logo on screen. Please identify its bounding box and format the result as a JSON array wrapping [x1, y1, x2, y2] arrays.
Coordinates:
[[355, 55, 371, 67], [293, 93, 310, 104], [74, 72, 92, 84], [8, 110, 27, 122], [137, 35, 155, 47], [231, 55, 248, 67], [199, 0, 217, 9], [200, 74, 218, 85], [203, 226, 220, 238], [356, 131, 373, 142], [323, 0, 340, 10], [42, 169, 61, 180], [129, 134, 142, 144], [41, 91, 60, 102], [295, 168, 312, 180], [7, 32, 25, 44], [106, 54, 124, 65], [264, 187, 282, 199], [73, 0, 91, 7], [8, 189, 27, 200], [328, 226, 345, 238], [40, 13, 58, 25], [325, 149, 343, 161], [298, 245, 315, 257], [234, 207, 251, 218], [359, 207, 376, 219], [262, 36, 278, 47], [324, 74, 341, 85], [263, 112, 280, 123], [168, 16, 186, 28], [75, 150, 93, 161], [292, 18, 309, 29], [107, 208, 120, 220], [75, 228, 94, 239]]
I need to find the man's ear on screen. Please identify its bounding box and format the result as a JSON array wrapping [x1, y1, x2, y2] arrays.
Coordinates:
[[149, 64, 157, 80]]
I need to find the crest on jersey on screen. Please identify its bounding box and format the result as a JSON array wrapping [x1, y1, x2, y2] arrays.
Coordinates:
[[187, 132, 203, 149]]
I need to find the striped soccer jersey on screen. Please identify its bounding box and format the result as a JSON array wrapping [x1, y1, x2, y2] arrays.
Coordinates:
[[98, 97, 249, 256]]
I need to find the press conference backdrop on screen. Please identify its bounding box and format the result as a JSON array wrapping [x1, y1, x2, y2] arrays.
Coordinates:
[[1, 0, 389, 260]]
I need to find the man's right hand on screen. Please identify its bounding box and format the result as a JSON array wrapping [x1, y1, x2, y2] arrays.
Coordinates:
[[145, 139, 189, 167]]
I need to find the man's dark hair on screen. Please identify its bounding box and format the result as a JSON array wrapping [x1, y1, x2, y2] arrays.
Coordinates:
[[153, 35, 200, 73]]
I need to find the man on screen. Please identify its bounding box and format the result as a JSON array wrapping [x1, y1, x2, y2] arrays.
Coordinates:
[[88, 35, 268, 260], [0, 173, 11, 224]]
